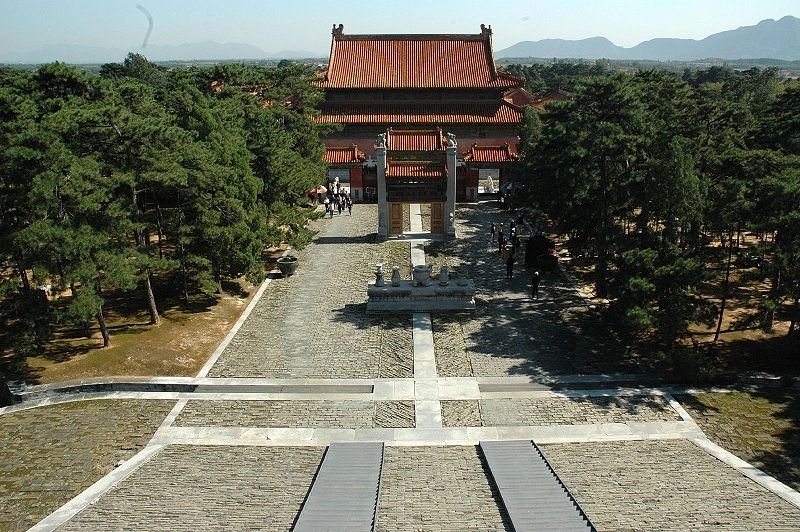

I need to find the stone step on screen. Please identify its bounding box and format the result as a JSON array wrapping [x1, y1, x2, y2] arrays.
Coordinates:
[[294, 442, 384, 532], [480, 440, 595, 532]]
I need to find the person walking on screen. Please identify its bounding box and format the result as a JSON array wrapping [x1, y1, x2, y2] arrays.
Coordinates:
[[506, 251, 515, 279], [347, 196, 352, 215], [531, 270, 541, 299], [490, 222, 496, 244], [323, 196, 330, 216], [498, 223, 505, 254], [337, 194, 343, 215]]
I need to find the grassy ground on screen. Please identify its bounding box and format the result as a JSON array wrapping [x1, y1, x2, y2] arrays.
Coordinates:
[[0, 280, 256, 384], [0, 247, 287, 385], [677, 390, 800, 492]]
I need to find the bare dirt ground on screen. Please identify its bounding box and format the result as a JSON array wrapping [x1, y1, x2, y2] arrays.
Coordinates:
[[0, 246, 288, 384], [554, 230, 797, 376]]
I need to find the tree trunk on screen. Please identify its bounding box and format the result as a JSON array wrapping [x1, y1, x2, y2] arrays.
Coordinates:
[[713, 229, 734, 342], [596, 154, 609, 298], [132, 185, 160, 325], [156, 203, 164, 260], [215, 271, 223, 295], [95, 283, 110, 348], [96, 306, 110, 347], [735, 221, 742, 252], [18, 267, 30, 291], [69, 281, 93, 338], [789, 295, 799, 336], [764, 270, 781, 330], [180, 243, 190, 307], [143, 272, 160, 325]]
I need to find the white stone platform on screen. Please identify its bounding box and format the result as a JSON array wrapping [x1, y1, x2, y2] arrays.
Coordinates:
[[366, 280, 476, 313]]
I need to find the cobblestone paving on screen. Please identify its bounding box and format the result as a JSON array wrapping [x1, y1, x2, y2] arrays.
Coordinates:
[[441, 396, 679, 427], [430, 203, 636, 378], [209, 205, 413, 379], [420, 203, 431, 232], [61, 445, 324, 531], [541, 439, 800, 530], [374, 400, 415, 428], [440, 400, 483, 427], [175, 400, 415, 428], [0, 400, 174, 532], [376, 446, 511, 531], [677, 391, 800, 492]]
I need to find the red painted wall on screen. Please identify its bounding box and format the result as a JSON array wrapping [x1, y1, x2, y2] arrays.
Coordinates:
[[350, 167, 363, 188], [466, 169, 479, 187]]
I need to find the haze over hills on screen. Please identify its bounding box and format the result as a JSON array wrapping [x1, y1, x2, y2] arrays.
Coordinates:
[[496, 16, 800, 61], [3, 16, 799, 64], [0, 41, 323, 64]]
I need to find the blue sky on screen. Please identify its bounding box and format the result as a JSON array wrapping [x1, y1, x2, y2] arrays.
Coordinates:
[[1, 0, 798, 54]]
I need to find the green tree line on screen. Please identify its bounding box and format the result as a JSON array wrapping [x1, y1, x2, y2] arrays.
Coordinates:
[[0, 54, 329, 352], [515, 66, 799, 364]]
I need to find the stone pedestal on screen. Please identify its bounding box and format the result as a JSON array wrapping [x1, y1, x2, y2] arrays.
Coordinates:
[[366, 279, 476, 313]]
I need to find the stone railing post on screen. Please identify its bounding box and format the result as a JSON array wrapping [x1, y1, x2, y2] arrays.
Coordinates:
[[445, 133, 457, 237], [376, 137, 388, 238]]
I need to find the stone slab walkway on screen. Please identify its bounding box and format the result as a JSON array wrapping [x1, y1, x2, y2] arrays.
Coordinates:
[[11, 203, 800, 531]]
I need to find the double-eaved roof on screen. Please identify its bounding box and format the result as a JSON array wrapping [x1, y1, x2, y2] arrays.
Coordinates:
[[314, 100, 522, 125], [317, 24, 521, 90]]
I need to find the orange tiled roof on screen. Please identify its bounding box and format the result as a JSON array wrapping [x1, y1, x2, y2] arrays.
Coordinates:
[[324, 145, 367, 164], [387, 129, 445, 151], [317, 24, 522, 89], [462, 143, 519, 163], [531, 89, 573, 111], [503, 87, 536, 107], [314, 101, 522, 125], [386, 161, 446, 178]]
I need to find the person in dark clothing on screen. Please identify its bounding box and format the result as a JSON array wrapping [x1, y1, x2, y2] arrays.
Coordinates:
[[490, 222, 496, 244], [506, 253, 515, 279], [531, 271, 541, 299]]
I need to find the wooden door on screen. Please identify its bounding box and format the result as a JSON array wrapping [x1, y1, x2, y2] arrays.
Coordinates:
[[389, 202, 404, 235], [431, 202, 444, 234]]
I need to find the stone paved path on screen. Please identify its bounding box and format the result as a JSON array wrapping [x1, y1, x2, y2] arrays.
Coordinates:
[[208, 206, 413, 379], [6, 202, 800, 531], [0, 400, 173, 531], [541, 439, 800, 530], [427, 203, 637, 378]]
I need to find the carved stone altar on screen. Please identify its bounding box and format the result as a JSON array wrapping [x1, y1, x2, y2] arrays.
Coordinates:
[[367, 265, 475, 313]]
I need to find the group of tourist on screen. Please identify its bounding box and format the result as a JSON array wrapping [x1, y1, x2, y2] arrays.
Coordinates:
[[323, 189, 352, 217], [489, 216, 540, 299]]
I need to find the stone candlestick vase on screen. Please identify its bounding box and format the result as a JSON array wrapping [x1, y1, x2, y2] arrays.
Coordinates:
[[391, 266, 401, 286], [375, 264, 385, 287], [412, 264, 433, 287], [439, 265, 449, 286]]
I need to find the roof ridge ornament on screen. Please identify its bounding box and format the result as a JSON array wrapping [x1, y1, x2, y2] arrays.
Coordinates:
[[480, 24, 492, 36], [332, 23, 344, 36]]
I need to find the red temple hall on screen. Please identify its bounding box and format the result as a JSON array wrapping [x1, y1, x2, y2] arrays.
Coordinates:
[[315, 24, 530, 204]]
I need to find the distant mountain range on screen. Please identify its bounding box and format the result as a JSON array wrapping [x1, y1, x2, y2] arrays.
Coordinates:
[[3, 16, 799, 64], [0, 40, 323, 64], [496, 16, 800, 61]]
